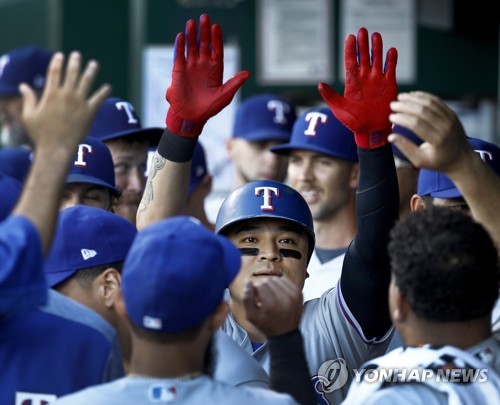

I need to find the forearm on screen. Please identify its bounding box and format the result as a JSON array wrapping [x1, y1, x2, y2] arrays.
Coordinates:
[[12, 146, 74, 253], [341, 144, 399, 338], [448, 151, 500, 246], [136, 130, 192, 231], [268, 329, 316, 405]]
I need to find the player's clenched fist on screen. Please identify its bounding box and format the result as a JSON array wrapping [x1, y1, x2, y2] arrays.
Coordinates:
[[243, 276, 303, 337], [165, 14, 250, 138]]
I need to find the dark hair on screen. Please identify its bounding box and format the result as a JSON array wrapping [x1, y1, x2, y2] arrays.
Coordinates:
[[389, 206, 499, 322], [129, 321, 204, 344], [72, 261, 124, 289]]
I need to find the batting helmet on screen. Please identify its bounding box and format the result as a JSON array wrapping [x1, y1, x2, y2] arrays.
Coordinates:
[[215, 180, 315, 261]]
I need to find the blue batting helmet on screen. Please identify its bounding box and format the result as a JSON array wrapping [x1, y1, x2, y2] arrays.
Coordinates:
[[215, 180, 315, 261]]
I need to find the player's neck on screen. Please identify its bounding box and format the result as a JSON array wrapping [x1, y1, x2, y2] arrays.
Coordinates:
[[313, 209, 356, 249], [230, 299, 267, 343], [399, 317, 492, 350], [129, 335, 207, 378]]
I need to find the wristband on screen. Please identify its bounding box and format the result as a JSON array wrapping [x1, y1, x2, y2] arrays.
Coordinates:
[[166, 108, 206, 139], [354, 128, 391, 150], [157, 129, 198, 163]]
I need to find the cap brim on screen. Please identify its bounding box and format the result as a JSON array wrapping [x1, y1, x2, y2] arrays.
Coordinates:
[[271, 142, 358, 162], [429, 188, 462, 199], [0, 83, 21, 95], [95, 127, 164, 147], [45, 268, 78, 287], [234, 128, 291, 142], [66, 174, 120, 196]]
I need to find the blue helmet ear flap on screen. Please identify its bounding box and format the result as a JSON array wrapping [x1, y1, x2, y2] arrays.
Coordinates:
[[215, 180, 315, 262]]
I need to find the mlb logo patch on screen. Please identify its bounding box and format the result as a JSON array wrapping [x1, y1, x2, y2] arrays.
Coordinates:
[[148, 384, 176, 402]]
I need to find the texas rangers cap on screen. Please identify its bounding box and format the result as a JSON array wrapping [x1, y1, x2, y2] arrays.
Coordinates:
[[391, 124, 423, 162], [122, 215, 240, 333], [44, 205, 137, 287], [0, 45, 52, 95], [88, 97, 163, 147], [232, 93, 296, 142], [0, 172, 22, 221], [418, 137, 500, 198], [270, 106, 358, 162], [189, 141, 208, 195], [0, 147, 32, 183], [67, 137, 120, 196]]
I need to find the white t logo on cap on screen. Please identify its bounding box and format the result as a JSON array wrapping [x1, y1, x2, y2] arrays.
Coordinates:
[[0, 55, 9, 78], [116, 101, 138, 124], [255, 186, 279, 211], [475, 149, 493, 163], [267, 100, 290, 124], [304, 112, 328, 137], [74, 144, 93, 167]]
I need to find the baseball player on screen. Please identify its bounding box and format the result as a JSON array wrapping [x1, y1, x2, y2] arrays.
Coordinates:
[[137, 15, 399, 404], [44, 205, 271, 390], [88, 96, 163, 225], [0, 45, 52, 149], [0, 50, 121, 404], [55, 216, 298, 404], [342, 207, 500, 404], [60, 136, 121, 211], [270, 106, 359, 301]]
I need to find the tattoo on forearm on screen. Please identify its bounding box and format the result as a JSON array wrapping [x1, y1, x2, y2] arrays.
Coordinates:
[[139, 152, 165, 213]]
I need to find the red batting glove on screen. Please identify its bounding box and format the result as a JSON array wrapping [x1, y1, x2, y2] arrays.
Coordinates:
[[166, 14, 250, 138], [318, 27, 398, 149]]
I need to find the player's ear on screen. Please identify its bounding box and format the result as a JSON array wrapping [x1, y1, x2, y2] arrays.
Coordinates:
[[97, 267, 122, 308], [410, 194, 425, 212], [208, 301, 229, 332], [349, 162, 359, 189], [390, 281, 409, 323], [226, 138, 236, 158]]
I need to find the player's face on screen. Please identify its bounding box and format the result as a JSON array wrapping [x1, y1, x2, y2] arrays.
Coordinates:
[[228, 138, 288, 183], [0, 95, 30, 147], [287, 150, 358, 221], [224, 218, 309, 302], [106, 138, 149, 225], [60, 183, 113, 211]]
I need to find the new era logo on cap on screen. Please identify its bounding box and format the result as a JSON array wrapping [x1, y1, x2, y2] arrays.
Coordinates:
[[81, 249, 97, 260]]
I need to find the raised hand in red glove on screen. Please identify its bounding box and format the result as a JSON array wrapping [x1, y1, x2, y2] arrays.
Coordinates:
[[318, 27, 398, 149], [166, 14, 250, 138]]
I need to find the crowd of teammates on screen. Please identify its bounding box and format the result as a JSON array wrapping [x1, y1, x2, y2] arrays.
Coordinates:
[[0, 13, 499, 405]]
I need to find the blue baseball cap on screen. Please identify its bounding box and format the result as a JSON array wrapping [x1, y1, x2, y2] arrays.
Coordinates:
[[0, 147, 32, 183], [0, 46, 52, 95], [270, 107, 358, 161], [122, 216, 241, 333], [391, 124, 423, 162], [232, 94, 296, 142], [67, 137, 120, 196], [0, 172, 22, 221], [44, 205, 138, 287], [88, 97, 163, 147], [189, 142, 208, 194], [418, 137, 500, 198]]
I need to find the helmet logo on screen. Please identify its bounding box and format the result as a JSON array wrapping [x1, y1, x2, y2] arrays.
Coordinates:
[[304, 112, 328, 137], [255, 186, 279, 212], [115, 101, 138, 124]]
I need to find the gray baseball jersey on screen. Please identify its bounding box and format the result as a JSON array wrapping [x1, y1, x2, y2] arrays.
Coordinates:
[[302, 251, 345, 302], [54, 375, 297, 404], [222, 282, 393, 404], [342, 344, 500, 405]]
